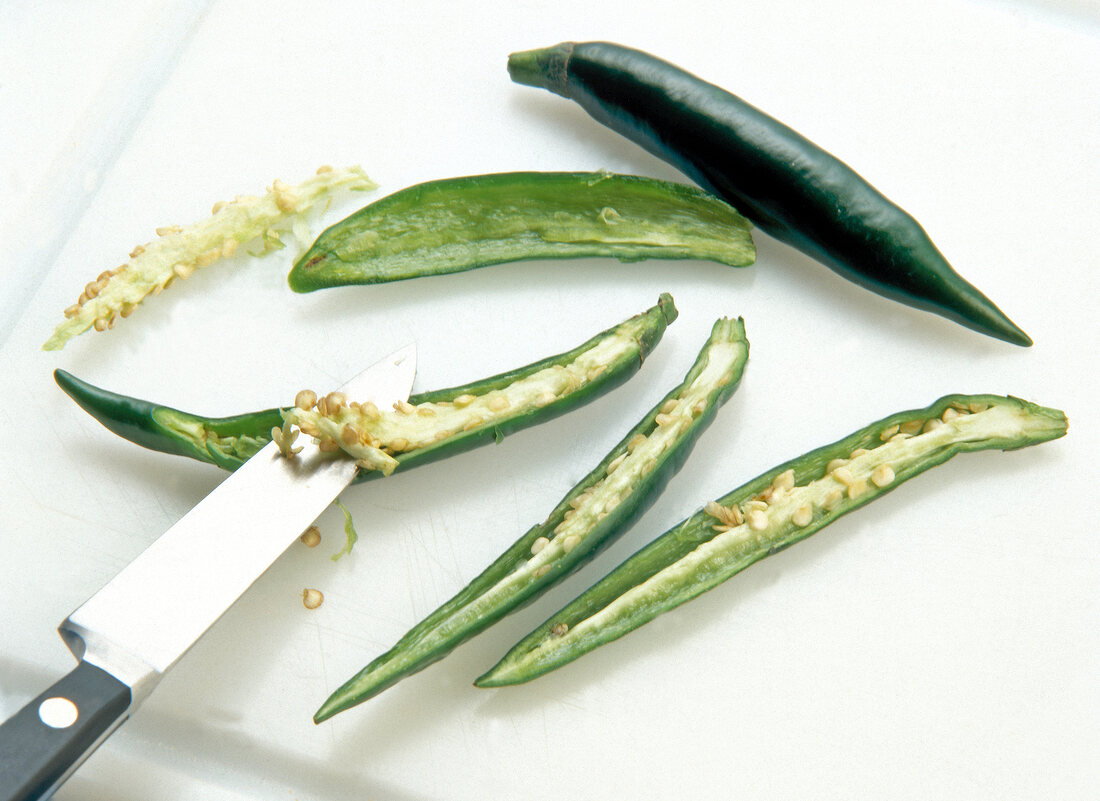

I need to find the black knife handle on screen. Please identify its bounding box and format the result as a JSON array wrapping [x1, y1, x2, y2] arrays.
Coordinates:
[[0, 661, 131, 801]]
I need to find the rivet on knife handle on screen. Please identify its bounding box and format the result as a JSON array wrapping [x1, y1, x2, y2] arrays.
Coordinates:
[[0, 661, 131, 801]]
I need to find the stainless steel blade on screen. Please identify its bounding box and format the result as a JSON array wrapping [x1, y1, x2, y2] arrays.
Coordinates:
[[59, 344, 416, 703]]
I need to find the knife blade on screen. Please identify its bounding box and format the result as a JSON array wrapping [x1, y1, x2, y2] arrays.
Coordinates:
[[0, 343, 416, 801]]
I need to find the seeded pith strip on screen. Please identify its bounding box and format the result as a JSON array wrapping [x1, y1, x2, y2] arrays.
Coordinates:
[[312, 317, 748, 722], [285, 316, 675, 476], [44, 165, 376, 350], [476, 394, 1068, 687]]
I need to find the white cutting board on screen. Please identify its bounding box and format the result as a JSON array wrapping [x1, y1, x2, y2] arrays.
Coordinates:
[[1, 2, 1097, 799]]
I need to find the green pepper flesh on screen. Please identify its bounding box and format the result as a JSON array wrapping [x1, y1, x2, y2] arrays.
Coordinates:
[[288, 172, 755, 291], [477, 394, 1067, 686]]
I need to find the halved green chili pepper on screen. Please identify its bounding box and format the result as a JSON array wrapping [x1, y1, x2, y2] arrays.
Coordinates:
[[287, 172, 755, 291], [313, 316, 749, 721], [55, 295, 678, 480], [477, 394, 1067, 686], [508, 42, 1031, 347]]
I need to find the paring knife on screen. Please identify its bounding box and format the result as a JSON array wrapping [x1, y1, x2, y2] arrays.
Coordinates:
[[0, 344, 416, 801]]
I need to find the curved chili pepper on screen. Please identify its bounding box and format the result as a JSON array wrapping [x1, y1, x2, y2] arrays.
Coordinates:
[[55, 295, 678, 481], [508, 42, 1031, 347], [288, 172, 755, 292]]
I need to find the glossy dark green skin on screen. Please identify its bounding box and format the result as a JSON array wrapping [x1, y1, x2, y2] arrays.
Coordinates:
[[55, 295, 678, 483], [508, 42, 1031, 347], [313, 317, 748, 721], [288, 172, 755, 292]]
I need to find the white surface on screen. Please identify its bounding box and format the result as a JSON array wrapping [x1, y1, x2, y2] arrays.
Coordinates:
[[1, 2, 1097, 799]]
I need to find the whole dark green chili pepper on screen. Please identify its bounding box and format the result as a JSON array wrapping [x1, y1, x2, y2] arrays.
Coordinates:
[[508, 42, 1031, 347], [477, 394, 1067, 686], [288, 172, 755, 291], [55, 295, 678, 481], [313, 316, 749, 721]]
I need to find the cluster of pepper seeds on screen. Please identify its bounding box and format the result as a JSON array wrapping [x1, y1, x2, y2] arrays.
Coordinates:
[[280, 329, 645, 477], [704, 400, 992, 538]]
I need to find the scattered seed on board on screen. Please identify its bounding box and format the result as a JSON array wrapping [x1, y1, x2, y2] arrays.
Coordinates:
[[302, 588, 324, 609], [300, 526, 321, 547]]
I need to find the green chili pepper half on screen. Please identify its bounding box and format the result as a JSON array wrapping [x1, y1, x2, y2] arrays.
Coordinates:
[[508, 42, 1031, 347], [287, 172, 755, 291], [478, 394, 1067, 686], [55, 295, 678, 480], [313, 316, 749, 721]]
